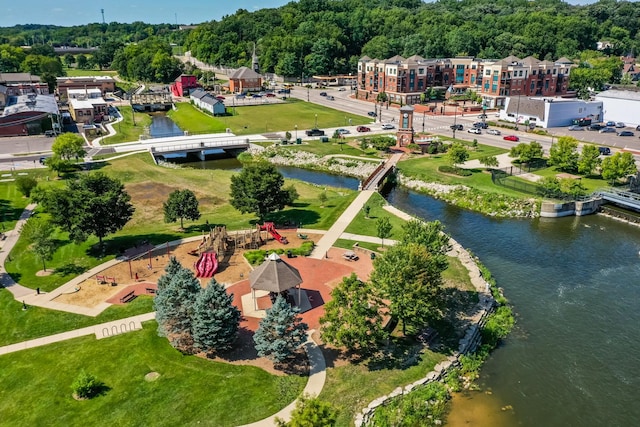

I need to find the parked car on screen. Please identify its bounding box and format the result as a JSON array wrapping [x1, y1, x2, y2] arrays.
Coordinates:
[[336, 128, 350, 135], [356, 126, 370, 132], [215, 96, 225, 100], [503, 135, 520, 142], [599, 147, 611, 155], [568, 125, 585, 131], [305, 128, 325, 136], [478, 114, 488, 119], [367, 111, 377, 117], [618, 130, 634, 136], [338, 87, 346, 91], [468, 128, 481, 134], [636, 125, 640, 131], [265, 93, 276, 97], [326, 95, 335, 100], [473, 122, 489, 129], [381, 123, 395, 130], [599, 127, 616, 133], [252, 94, 262, 98], [487, 129, 501, 135], [319, 92, 327, 96], [589, 123, 604, 131], [450, 124, 463, 131], [616, 122, 626, 128], [605, 121, 616, 127]]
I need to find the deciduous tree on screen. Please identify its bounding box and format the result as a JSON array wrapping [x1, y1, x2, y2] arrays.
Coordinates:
[[320, 273, 386, 352], [21, 216, 55, 272], [376, 216, 393, 248], [447, 142, 469, 169], [52, 132, 85, 161], [163, 189, 200, 229], [230, 162, 296, 220], [577, 144, 602, 176], [602, 152, 638, 184], [549, 137, 579, 172]]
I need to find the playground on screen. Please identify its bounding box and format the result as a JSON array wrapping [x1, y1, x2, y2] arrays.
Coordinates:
[[53, 226, 323, 309]]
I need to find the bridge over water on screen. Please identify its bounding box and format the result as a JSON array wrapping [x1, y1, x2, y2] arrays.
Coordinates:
[[594, 188, 640, 211], [361, 152, 404, 191]]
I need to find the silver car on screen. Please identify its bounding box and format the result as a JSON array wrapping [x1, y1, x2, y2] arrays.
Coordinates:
[[599, 127, 616, 133], [487, 129, 501, 135], [616, 122, 626, 128]]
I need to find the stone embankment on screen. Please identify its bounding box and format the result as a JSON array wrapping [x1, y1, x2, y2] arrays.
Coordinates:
[[354, 237, 498, 427]]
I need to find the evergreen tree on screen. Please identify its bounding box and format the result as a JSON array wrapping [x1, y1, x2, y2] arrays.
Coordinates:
[[156, 256, 183, 293], [192, 278, 241, 354], [154, 266, 201, 352], [275, 394, 337, 427], [254, 295, 308, 364]]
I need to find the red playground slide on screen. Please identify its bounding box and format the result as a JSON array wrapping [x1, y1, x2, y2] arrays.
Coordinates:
[[194, 252, 218, 278], [260, 222, 288, 244]]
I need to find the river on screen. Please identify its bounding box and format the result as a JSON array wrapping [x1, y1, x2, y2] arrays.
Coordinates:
[[183, 160, 640, 426]]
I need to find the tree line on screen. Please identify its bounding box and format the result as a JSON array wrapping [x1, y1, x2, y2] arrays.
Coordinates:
[[184, 0, 640, 78]]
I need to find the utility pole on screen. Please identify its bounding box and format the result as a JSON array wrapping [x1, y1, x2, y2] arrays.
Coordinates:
[[101, 9, 105, 24]]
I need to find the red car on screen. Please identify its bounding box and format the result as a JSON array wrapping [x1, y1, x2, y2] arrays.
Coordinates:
[[503, 135, 519, 142], [357, 126, 371, 132], [265, 93, 276, 97]]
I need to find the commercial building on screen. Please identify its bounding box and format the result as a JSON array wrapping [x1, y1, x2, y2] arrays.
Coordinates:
[[595, 89, 640, 128], [189, 89, 226, 115], [0, 73, 48, 108], [56, 76, 116, 98], [170, 74, 199, 97], [499, 97, 602, 128], [0, 94, 59, 136], [67, 88, 108, 124], [356, 55, 574, 107], [228, 67, 262, 93]]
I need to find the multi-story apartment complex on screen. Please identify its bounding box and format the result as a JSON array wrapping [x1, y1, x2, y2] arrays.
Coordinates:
[[357, 55, 574, 107]]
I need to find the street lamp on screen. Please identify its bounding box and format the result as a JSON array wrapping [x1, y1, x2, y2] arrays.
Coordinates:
[[314, 114, 318, 129], [452, 102, 458, 139], [295, 125, 297, 141], [422, 111, 426, 133]]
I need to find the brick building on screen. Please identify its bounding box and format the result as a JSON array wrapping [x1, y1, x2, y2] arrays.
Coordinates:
[[170, 74, 199, 97], [357, 55, 574, 107], [56, 76, 116, 98]]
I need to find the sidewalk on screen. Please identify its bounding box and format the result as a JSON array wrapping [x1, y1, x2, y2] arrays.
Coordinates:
[[0, 203, 37, 299], [310, 190, 375, 259]]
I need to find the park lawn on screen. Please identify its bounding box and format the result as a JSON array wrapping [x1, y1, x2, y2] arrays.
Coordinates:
[[343, 192, 406, 240], [334, 239, 380, 252], [64, 68, 118, 77], [279, 140, 381, 158], [320, 349, 446, 426], [398, 152, 528, 198], [0, 181, 31, 231], [532, 166, 606, 193], [442, 256, 475, 291], [0, 290, 154, 346], [168, 100, 369, 136], [0, 322, 306, 427], [6, 154, 357, 290], [101, 106, 153, 144]]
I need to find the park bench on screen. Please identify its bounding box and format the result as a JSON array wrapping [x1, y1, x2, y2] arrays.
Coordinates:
[[107, 276, 117, 286], [95, 275, 106, 284], [146, 287, 156, 295], [119, 290, 136, 303], [297, 233, 308, 240]]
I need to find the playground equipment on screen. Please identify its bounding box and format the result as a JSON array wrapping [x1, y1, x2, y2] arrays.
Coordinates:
[[259, 222, 288, 244], [195, 252, 218, 278]]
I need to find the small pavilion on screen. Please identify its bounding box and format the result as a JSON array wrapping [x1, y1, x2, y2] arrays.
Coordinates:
[[248, 253, 304, 312]]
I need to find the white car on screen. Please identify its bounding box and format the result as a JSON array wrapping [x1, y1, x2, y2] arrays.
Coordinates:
[[338, 87, 346, 91], [336, 128, 350, 135], [487, 129, 501, 135], [381, 123, 395, 130], [467, 128, 481, 134]]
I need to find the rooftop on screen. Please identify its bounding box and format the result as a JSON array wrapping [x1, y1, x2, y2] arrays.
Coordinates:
[[2, 94, 58, 117]]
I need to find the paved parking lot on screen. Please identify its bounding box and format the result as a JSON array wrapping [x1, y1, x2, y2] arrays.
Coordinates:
[[550, 124, 640, 152]]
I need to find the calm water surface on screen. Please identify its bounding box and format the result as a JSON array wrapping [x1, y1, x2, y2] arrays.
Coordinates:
[[190, 161, 640, 426], [149, 114, 183, 138]]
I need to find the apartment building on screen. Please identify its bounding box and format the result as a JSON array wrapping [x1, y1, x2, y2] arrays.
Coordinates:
[[357, 55, 574, 107]]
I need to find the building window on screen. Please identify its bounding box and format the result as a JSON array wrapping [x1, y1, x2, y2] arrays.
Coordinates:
[[533, 70, 536, 75]]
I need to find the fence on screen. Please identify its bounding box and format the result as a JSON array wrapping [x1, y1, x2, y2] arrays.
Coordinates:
[[491, 170, 541, 196]]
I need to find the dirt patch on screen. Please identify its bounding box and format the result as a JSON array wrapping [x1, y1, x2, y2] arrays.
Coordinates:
[[144, 372, 161, 382], [36, 270, 53, 277]]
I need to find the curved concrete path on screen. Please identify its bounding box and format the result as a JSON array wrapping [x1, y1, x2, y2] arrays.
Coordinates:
[[0, 203, 38, 299]]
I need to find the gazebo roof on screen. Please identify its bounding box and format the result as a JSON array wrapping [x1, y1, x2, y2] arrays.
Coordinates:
[[250, 253, 303, 293]]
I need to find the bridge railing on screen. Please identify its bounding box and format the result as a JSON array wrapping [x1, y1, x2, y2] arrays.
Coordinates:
[[151, 139, 249, 153]]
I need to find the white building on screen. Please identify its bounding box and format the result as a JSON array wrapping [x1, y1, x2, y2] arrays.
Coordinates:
[[67, 88, 108, 124], [499, 97, 603, 128], [594, 90, 640, 128]]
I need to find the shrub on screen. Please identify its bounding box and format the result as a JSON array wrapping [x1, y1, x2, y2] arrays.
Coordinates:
[[481, 305, 515, 347], [15, 176, 38, 197], [438, 165, 472, 176], [71, 370, 103, 399]]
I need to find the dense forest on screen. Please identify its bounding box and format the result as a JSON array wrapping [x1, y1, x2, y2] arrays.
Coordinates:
[[183, 0, 640, 77], [0, 0, 639, 87]]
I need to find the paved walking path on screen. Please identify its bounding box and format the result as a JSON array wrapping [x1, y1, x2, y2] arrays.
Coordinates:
[[310, 190, 375, 259], [0, 312, 156, 356], [462, 152, 542, 182], [239, 331, 326, 427], [0, 203, 38, 299]]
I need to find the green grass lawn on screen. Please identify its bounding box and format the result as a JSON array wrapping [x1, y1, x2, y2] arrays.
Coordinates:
[[343, 192, 406, 240], [0, 290, 154, 346], [532, 166, 607, 193], [101, 106, 153, 144], [5, 154, 357, 290], [168, 100, 369, 136], [0, 182, 31, 231], [64, 68, 118, 77], [333, 239, 380, 252], [277, 140, 381, 158], [0, 322, 306, 426], [320, 345, 445, 425]]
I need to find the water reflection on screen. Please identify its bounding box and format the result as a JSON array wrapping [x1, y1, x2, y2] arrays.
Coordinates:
[[149, 114, 183, 138]]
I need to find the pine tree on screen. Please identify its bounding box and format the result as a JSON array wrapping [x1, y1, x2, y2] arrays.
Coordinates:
[[254, 295, 309, 364], [156, 256, 183, 293], [192, 278, 241, 354], [154, 265, 201, 352]]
